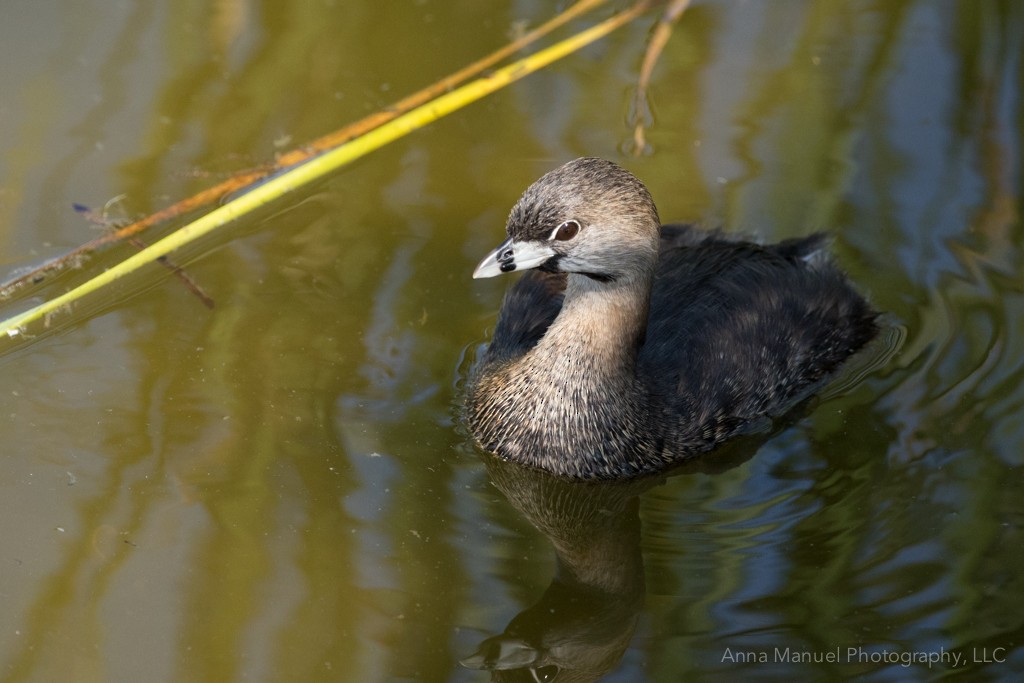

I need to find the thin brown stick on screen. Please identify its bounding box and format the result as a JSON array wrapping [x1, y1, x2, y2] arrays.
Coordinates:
[[630, 0, 691, 156], [73, 202, 215, 308], [132, 237, 215, 309], [1, 170, 267, 299], [0, 0, 610, 300]]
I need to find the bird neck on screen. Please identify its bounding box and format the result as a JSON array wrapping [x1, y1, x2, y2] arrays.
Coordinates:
[[533, 270, 652, 381], [468, 267, 659, 479]]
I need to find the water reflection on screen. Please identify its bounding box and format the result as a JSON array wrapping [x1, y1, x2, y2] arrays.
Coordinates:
[[462, 457, 651, 681], [463, 438, 765, 682]]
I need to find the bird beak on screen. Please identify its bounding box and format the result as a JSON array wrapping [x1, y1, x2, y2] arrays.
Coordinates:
[[459, 636, 538, 670], [472, 238, 556, 279]]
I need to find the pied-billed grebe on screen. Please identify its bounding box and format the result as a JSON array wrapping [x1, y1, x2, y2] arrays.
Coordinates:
[[466, 157, 877, 479]]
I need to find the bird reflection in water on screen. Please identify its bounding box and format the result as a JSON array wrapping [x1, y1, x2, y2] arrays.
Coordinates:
[[462, 440, 761, 682]]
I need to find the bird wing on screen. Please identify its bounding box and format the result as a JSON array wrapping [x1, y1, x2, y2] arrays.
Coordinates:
[[641, 229, 875, 441]]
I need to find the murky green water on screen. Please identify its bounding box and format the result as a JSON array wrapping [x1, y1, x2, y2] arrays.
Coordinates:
[[1, 1, 1022, 681]]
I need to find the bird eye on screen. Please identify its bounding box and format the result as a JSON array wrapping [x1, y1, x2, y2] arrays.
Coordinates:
[[551, 220, 580, 241], [531, 665, 559, 683]]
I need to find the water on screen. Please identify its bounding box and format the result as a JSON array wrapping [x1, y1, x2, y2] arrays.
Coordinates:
[[0, 1, 1021, 681]]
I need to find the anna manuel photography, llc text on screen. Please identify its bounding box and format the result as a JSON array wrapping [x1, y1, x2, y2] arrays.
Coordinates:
[[721, 646, 1008, 669]]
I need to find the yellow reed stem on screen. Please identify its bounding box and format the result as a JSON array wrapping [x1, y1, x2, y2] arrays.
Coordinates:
[[0, 1, 654, 339]]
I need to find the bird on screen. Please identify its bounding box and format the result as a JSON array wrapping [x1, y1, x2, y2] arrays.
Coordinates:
[[465, 157, 877, 480]]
